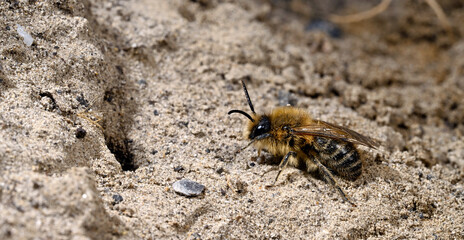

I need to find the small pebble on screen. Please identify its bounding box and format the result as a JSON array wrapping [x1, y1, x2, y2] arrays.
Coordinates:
[[75, 127, 86, 139], [192, 233, 201, 240], [16, 24, 34, 46], [76, 94, 89, 107], [174, 165, 184, 172], [177, 121, 189, 128], [115, 65, 124, 74], [278, 90, 298, 106], [215, 167, 224, 174], [305, 19, 342, 38], [172, 179, 205, 197], [112, 194, 123, 204], [138, 79, 147, 86]]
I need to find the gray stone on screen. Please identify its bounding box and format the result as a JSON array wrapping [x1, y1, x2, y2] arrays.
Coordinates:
[[172, 179, 205, 197]]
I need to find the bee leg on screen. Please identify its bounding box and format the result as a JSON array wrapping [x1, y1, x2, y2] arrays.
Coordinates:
[[308, 155, 357, 207], [257, 149, 267, 164], [273, 151, 297, 185]]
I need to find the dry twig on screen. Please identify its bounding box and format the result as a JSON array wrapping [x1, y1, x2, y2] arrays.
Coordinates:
[[329, 0, 451, 31]]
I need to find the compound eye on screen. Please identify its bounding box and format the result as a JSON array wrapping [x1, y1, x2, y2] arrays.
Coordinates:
[[249, 116, 271, 139], [255, 124, 266, 135], [250, 117, 271, 139]]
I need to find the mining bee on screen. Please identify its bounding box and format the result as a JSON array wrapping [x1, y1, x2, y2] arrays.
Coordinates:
[[228, 81, 379, 206]]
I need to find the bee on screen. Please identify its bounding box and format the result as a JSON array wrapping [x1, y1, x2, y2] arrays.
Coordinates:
[[228, 81, 379, 206]]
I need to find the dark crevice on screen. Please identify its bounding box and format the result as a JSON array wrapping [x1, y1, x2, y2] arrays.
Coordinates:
[[83, 14, 140, 172], [106, 138, 136, 171], [100, 83, 138, 171]]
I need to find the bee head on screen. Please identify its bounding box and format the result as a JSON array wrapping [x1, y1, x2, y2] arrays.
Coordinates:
[[228, 80, 272, 141]]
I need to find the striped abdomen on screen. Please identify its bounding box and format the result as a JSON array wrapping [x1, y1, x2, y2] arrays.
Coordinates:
[[312, 136, 362, 181]]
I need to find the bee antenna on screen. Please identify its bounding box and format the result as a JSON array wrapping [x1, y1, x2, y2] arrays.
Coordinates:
[[228, 110, 254, 122], [241, 80, 255, 114]]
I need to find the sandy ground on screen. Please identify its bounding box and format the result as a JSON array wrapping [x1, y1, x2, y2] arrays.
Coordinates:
[[1, 0, 463, 239]]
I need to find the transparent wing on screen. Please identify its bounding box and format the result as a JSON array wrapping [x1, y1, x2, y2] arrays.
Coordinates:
[[292, 120, 380, 149]]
